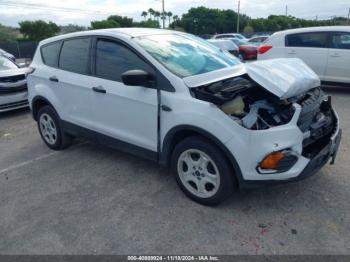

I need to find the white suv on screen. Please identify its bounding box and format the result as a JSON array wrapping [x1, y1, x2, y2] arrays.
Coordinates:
[[27, 28, 341, 205], [258, 26, 350, 84]]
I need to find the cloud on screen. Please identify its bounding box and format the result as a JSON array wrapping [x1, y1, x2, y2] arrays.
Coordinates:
[[0, 0, 348, 27]]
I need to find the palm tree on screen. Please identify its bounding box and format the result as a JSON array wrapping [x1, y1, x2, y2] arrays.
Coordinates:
[[148, 8, 155, 21], [167, 11, 173, 26], [141, 11, 148, 21], [154, 11, 161, 23], [161, 11, 167, 28], [173, 15, 179, 22]]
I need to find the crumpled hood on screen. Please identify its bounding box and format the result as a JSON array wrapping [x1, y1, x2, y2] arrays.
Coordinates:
[[184, 58, 320, 99], [245, 58, 320, 99]]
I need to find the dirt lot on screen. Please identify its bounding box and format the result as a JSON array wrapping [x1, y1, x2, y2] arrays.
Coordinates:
[[0, 87, 349, 255]]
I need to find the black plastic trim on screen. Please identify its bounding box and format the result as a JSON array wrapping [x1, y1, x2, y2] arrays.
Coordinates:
[[160, 125, 244, 185], [31, 95, 56, 120], [61, 120, 158, 162]]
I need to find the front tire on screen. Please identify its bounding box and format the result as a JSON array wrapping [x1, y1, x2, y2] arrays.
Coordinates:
[[37, 106, 72, 150], [171, 136, 237, 206]]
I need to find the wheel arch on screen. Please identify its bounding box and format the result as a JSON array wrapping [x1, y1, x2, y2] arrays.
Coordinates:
[[31, 96, 56, 121], [160, 125, 244, 184]]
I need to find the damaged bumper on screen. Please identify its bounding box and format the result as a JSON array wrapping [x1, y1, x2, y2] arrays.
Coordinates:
[[233, 107, 341, 189]]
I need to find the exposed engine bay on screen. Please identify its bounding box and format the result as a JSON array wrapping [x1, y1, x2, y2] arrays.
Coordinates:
[[191, 75, 296, 130], [191, 75, 336, 152]]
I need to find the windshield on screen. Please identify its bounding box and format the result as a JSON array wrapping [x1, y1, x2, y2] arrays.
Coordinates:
[[135, 34, 240, 78], [0, 56, 17, 71]]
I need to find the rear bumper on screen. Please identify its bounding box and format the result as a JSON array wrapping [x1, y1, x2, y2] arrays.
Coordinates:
[[240, 127, 342, 189]]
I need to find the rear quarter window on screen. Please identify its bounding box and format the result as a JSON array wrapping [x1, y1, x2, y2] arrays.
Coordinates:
[[285, 32, 328, 48], [41, 41, 62, 67]]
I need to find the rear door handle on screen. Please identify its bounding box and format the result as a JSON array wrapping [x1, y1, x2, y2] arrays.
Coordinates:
[[330, 53, 340, 57], [287, 50, 296, 55], [92, 86, 106, 94], [49, 76, 59, 82], [161, 105, 172, 112]]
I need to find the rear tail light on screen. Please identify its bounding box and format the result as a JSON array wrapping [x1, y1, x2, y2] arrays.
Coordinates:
[[258, 45, 273, 54]]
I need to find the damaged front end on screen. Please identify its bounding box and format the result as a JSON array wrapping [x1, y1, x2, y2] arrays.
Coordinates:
[[186, 58, 340, 180], [191, 75, 297, 130]]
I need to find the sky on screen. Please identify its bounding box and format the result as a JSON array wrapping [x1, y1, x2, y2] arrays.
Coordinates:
[[0, 0, 349, 27]]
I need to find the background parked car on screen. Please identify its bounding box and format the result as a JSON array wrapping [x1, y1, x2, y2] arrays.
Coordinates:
[[199, 34, 213, 39], [248, 35, 269, 46], [258, 26, 350, 84], [0, 48, 16, 62], [207, 39, 239, 58], [212, 33, 247, 40], [0, 55, 28, 112], [228, 38, 258, 61]]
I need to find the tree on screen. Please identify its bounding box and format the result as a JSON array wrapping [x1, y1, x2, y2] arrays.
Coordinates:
[[167, 11, 173, 26], [154, 11, 161, 23], [59, 24, 86, 34], [0, 24, 18, 42], [178, 7, 249, 35], [108, 15, 133, 27], [19, 20, 60, 41], [148, 8, 155, 21], [90, 19, 120, 29], [133, 19, 160, 28], [161, 12, 167, 27], [243, 25, 254, 33], [141, 11, 148, 21]]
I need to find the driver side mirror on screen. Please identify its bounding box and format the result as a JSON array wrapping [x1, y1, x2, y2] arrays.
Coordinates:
[[121, 70, 155, 88]]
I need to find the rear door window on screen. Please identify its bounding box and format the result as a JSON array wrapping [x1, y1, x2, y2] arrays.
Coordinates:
[[41, 41, 61, 67], [59, 37, 91, 74], [286, 32, 329, 48], [330, 32, 350, 50]]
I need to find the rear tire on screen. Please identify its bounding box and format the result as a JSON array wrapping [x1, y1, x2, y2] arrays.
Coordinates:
[[171, 136, 237, 206], [37, 106, 73, 150]]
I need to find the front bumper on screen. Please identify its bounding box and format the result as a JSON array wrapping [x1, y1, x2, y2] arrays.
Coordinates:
[[240, 127, 341, 188], [0, 91, 29, 112]]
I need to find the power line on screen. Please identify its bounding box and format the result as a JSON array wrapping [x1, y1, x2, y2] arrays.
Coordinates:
[[0, 1, 111, 15]]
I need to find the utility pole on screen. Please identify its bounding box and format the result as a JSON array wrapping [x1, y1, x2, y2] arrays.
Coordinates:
[[236, 0, 240, 33], [285, 5, 288, 16], [162, 0, 165, 29], [347, 7, 350, 25]]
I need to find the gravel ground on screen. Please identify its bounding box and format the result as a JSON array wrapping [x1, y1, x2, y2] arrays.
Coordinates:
[[0, 86, 349, 255]]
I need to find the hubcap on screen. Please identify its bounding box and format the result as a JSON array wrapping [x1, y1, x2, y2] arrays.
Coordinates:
[[177, 149, 220, 198], [39, 113, 57, 145]]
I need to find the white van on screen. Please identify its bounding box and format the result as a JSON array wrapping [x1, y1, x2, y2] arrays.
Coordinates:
[[258, 26, 350, 84]]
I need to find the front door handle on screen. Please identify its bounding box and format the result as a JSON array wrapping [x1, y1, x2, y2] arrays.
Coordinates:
[[92, 86, 106, 94], [49, 76, 59, 82], [330, 53, 340, 57], [287, 50, 296, 55]]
